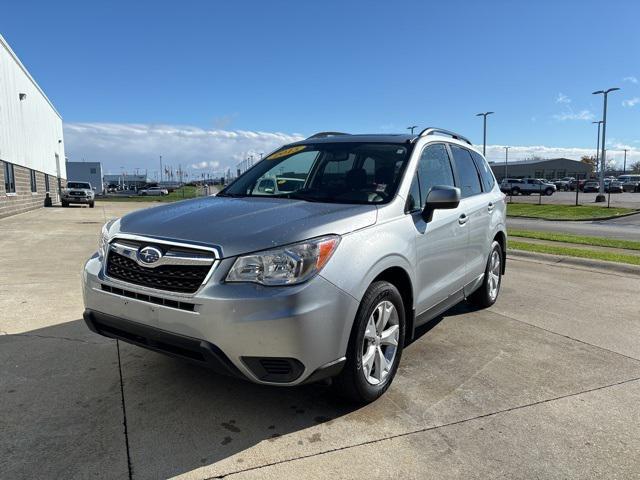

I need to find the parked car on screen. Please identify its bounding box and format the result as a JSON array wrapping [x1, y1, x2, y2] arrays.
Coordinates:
[[552, 177, 572, 191], [583, 181, 600, 193], [83, 128, 507, 404], [500, 177, 556, 195], [617, 174, 640, 193], [605, 180, 624, 193], [61, 181, 95, 208], [138, 186, 169, 196]]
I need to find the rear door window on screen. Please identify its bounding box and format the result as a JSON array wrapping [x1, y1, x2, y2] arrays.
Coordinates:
[[471, 151, 495, 192], [449, 145, 482, 198]]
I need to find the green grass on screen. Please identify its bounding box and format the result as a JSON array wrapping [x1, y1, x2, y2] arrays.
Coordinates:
[[508, 229, 640, 251], [506, 203, 637, 220], [96, 186, 200, 202], [509, 240, 640, 266]]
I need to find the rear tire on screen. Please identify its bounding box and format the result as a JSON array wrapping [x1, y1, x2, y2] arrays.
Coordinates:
[[511, 187, 520, 195], [545, 188, 554, 196], [333, 281, 405, 404], [467, 240, 503, 309]]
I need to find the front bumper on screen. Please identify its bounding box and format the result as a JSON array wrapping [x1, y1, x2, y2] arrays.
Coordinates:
[[82, 254, 358, 385], [64, 195, 93, 203]]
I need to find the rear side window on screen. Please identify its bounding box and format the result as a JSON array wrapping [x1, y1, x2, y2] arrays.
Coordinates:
[[471, 151, 495, 192], [449, 145, 482, 198]]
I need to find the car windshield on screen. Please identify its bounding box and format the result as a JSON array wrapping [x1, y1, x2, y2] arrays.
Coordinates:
[[220, 142, 412, 204], [67, 182, 90, 189]]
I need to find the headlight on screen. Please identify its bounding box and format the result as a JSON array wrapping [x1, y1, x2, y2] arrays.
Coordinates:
[[226, 235, 340, 286], [98, 219, 117, 258]]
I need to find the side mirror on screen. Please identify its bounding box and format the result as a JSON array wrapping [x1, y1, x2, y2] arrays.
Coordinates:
[[422, 185, 461, 222]]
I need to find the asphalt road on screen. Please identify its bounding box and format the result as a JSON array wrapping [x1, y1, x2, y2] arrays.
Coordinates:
[[2, 202, 639, 479], [506, 190, 640, 208], [508, 212, 640, 240]]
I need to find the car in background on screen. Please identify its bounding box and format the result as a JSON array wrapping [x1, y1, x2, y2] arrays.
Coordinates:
[[617, 174, 640, 192], [552, 177, 573, 191], [605, 180, 624, 193], [138, 186, 169, 196], [583, 181, 600, 193], [61, 181, 95, 208], [500, 178, 556, 195]]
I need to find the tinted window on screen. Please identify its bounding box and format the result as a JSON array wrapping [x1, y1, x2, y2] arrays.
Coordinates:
[[67, 182, 91, 189], [471, 151, 495, 191], [450, 145, 482, 198], [4, 162, 16, 193], [417, 144, 455, 202]]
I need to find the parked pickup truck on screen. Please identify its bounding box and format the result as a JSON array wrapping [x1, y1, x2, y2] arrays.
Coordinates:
[[500, 178, 556, 196], [61, 181, 95, 208]]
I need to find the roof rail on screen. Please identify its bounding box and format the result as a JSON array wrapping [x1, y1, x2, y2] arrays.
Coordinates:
[[306, 131, 350, 139], [416, 127, 472, 146]]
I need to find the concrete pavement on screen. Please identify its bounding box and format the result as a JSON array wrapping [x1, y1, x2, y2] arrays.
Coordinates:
[[2, 201, 640, 479]]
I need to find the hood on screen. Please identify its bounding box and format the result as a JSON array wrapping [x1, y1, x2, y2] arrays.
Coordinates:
[[117, 196, 377, 257]]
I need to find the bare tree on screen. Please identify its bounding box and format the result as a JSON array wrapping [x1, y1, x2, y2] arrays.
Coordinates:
[[631, 161, 640, 174], [580, 155, 597, 173]]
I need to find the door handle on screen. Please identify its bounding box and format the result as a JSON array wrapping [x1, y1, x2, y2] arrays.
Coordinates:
[[458, 213, 468, 225], [488, 202, 495, 212]]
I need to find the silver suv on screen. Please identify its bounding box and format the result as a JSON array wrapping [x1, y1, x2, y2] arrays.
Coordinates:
[[82, 128, 507, 403]]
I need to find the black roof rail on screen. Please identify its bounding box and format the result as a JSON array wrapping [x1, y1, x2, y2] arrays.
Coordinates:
[[306, 131, 351, 140], [416, 127, 472, 146]]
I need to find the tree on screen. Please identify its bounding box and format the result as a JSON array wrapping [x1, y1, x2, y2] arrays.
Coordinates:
[[631, 161, 640, 174], [581, 155, 597, 173]]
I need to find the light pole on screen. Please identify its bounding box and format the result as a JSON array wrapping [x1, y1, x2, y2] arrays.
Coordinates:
[[623, 148, 628, 174], [407, 125, 418, 135], [476, 112, 494, 156], [592, 88, 620, 202], [592, 120, 603, 178], [503, 146, 509, 181]]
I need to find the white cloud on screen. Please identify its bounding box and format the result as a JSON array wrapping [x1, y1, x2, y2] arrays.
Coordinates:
[[63, 123, 303, 176], [623, 76, 638, 84], [555, 93, 571, 104], [552, 109, 595, 121], [622, 97, 640, 108]]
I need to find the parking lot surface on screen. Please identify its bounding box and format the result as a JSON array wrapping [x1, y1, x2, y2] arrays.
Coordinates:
[[2, 202, 639, 479], [506, 190, 640, 208]]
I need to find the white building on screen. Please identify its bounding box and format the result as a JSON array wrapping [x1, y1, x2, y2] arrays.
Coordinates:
[[0, 34, 66, 218], [66, 161, 103, 194]]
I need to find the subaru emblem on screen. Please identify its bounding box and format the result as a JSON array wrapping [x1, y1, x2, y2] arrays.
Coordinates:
[[138, 246, 162, 265]]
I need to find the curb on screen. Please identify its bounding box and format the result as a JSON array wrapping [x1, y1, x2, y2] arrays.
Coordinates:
[[507, 209, 640, 222], [507, 249, 640, 275]]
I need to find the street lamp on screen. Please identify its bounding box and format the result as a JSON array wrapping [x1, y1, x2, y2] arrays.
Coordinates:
[[592, 88, 620, 202], [623, 148, 628, 174], [503, 146, 509, 181], [407, 125, 418, 135], [476, 112, 494, 156], [592, 120, 603, 178]]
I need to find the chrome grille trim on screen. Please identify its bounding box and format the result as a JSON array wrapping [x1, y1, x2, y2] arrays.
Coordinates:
[[102, 233, 221, 297]]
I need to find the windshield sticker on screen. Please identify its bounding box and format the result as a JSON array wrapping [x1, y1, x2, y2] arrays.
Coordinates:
[[267, 145, 306, 160]]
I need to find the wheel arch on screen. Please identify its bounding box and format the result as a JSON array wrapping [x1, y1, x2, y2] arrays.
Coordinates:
[[493, 230, 507, 274], [371, 266, 415, 345]]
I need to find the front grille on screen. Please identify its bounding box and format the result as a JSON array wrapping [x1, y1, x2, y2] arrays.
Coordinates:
[[101, 284, 196, 312], [105, 240, 214, 294]]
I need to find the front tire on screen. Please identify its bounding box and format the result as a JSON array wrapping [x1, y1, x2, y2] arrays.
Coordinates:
[[468, 240, 503, 308], [333, 281, 405, 404], [89, 201, 95, 208]]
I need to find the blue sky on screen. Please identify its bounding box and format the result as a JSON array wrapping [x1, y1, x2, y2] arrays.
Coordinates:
[[3, 0, 640, 174]]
